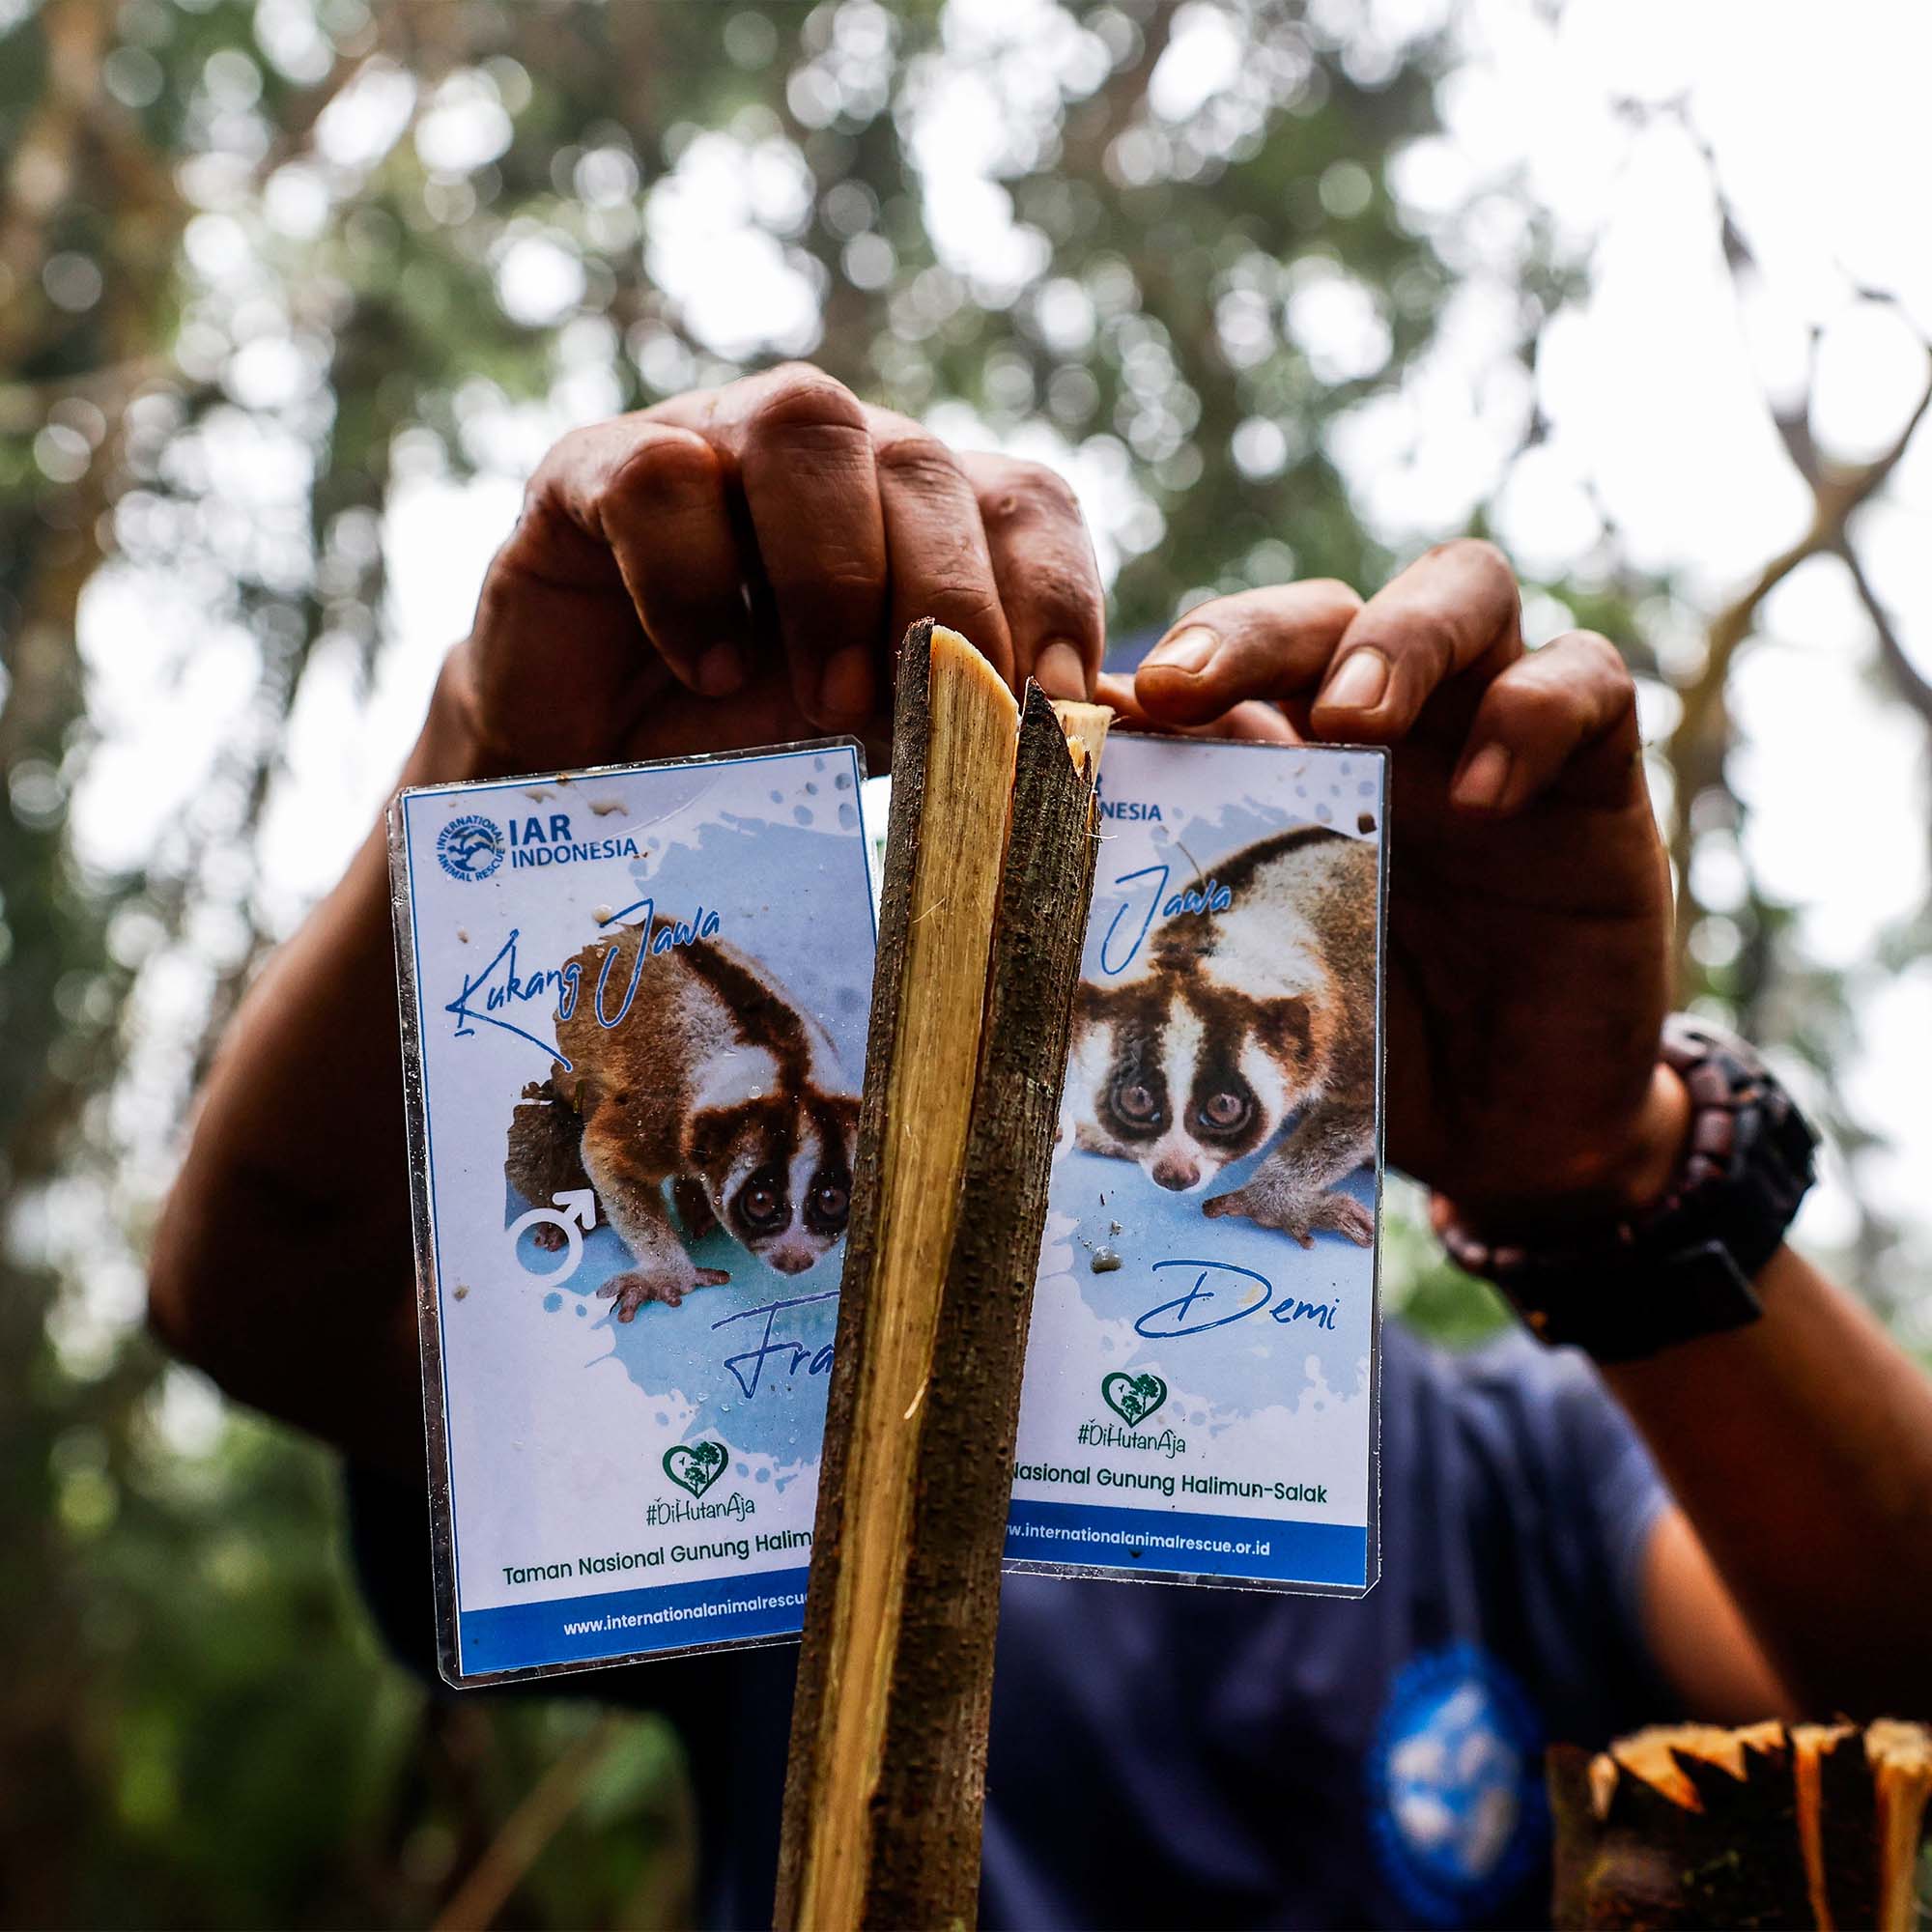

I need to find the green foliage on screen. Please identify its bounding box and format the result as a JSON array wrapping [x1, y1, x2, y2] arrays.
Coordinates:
[[13, 1373, 694, 1929], [1379, 1181, 1513, 1350]]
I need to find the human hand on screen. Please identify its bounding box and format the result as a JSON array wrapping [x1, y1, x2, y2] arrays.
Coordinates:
[[441, 363, 1105, 774], [1106, 543, 1681, 1224]]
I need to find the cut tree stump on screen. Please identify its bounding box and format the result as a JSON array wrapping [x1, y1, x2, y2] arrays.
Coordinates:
[[774, 622, 1107, 1932], [1549, 1718, 1932, 1931]]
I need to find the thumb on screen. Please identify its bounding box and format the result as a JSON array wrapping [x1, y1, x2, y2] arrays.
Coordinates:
[[1134, 581, 1361, 726]]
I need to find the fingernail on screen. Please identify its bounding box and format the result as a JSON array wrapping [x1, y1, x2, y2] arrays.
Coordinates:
[[1453, 742, 1512, 810], [1033, 639, 1087, 698], [818, 646, 873, 721], [1320, 648, 1389, 713], [697, 642, 746, 697], [1144, 624, 1218, 675]]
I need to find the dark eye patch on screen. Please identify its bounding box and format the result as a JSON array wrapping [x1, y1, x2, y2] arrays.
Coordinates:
[[1196, 1088, 1252, 1135], [804, 1169, 851, 1236], [731, 1165, 789, 1236], [1186, 1041, 1265, 1156], [1102, 1036, 1166, 1141]]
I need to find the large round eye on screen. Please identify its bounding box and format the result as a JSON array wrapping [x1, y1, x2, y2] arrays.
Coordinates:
[[811, 1179, 850, 1228], [1114, 1082, 1160, 1124], [736, 1172, 787, 1232], [1197, 1090, 1251, 1134]]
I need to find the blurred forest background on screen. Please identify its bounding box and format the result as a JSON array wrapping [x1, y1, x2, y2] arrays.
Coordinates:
[[2, 0, 1929, 1925]]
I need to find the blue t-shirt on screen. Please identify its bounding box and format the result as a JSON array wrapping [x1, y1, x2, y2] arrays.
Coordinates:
[[349, 1321, 1673, 1929]]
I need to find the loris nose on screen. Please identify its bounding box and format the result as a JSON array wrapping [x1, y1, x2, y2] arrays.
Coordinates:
[[769, 1247, 814, 1276], [1152, 1158, 1199, 1191]]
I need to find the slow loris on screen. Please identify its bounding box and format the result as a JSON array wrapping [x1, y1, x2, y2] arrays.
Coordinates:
[[1067, 827, 1378, 1247], [506, 922, 860, 1320]]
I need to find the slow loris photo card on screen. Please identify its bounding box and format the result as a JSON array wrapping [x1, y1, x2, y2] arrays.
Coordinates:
[[389, 742, 875, 1685], [1007, 733, 1387, 1598]]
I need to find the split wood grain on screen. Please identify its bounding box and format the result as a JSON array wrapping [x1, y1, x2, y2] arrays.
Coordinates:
[[1548, 1718, 1932, 1932], [775, 624, 1106, 1932]]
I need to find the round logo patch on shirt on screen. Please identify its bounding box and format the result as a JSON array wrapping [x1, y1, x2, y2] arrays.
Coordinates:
[[1366, 1641, 1547, 1925]]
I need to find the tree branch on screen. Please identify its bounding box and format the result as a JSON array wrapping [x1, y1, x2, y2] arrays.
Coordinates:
[[1658, 101, 1932, 989], [1672, 362, 1930, 751], [1838, 534, 1932, 731], [431, 1717, 623, 1932]]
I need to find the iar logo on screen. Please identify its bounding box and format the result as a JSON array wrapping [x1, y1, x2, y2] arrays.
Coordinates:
[[437, 813, 504, 882], [663, 1439, 728, 1498], [1101, 1371, 1168, 1428]]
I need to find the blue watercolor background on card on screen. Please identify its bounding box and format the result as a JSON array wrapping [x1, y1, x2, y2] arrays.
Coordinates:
[[510, 1211, 843, 1485], [1056, 1149, 1376, 1417]]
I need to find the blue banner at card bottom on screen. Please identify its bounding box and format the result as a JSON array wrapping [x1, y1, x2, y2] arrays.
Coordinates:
[[459, 1565, 811, 1677], [1005, 1498, 1367, 1587]]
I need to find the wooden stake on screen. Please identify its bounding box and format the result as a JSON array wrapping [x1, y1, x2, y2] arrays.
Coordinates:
[[775, 626, 1106, 1931]]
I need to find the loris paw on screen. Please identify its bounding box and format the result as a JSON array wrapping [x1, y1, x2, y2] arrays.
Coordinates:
[[529, 1221, 568, 1253], [1305, 1191, 1375, 1248], [671, 1177, 719, 1243], [597, 1263, 732, 1321], [1204, 1182, 1373, 1249]]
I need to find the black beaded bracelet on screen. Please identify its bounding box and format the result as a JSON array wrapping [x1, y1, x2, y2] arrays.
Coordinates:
[[1437, 1015, 1818, 1363]]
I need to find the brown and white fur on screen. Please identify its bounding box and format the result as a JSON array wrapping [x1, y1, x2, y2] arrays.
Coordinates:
[[505, 922, 859, 1321], [1067, 827, 1378, 1247]]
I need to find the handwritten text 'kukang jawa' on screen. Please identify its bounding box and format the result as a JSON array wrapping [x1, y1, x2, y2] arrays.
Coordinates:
[[442, 897, 723, 1066]]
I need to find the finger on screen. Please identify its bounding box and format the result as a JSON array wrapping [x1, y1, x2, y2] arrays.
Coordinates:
[[1447, 630, 1639, 815], [1309, 538, 1522, 742], [1133, 581, 1362, 725], [505, 417, 753, 697], [1095, 670, 1297, 743], [866, 413, 1014, 690], [958, 451, 1104, 698], [1095, 669, 1150, 724], [668, 365, 889, 729]]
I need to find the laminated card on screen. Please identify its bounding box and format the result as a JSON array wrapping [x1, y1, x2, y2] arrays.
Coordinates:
[[1007, 733, 1387, 1597], [389, 742, 876, 1684]]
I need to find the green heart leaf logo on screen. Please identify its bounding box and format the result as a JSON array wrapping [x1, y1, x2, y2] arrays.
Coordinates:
[[1101, 1372, 1168, 1429], [663, 1439, 728, 1498]]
